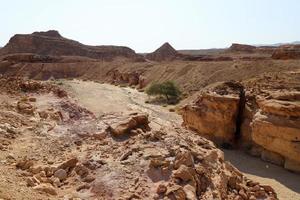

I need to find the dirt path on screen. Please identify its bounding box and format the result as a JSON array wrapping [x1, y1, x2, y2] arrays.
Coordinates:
[[62, 80, 300, 200], [61, 80, 182, 125]]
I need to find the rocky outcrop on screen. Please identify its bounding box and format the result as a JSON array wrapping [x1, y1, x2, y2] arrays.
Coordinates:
[[0, 30, 142, 61], [272, 45, 300, 59], [146, 42, 179, 61], [180, 72, 300, 173], [251, 97, 300, 172], [107, 113, 150, 137], [107, 69, 140, 86], [180, 81, 245, 146]]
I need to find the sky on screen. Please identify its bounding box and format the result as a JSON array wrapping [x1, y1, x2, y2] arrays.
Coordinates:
[[1, 0, 299, 52]]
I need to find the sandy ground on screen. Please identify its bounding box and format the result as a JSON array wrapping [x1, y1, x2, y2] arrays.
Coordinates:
[[62, 79, 300, 200]]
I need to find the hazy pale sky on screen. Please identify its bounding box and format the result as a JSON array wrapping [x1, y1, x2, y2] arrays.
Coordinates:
[[1, 0, 299, 52]]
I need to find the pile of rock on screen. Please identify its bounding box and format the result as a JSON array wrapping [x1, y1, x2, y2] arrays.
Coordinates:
[[16, 157, 97, 196], [0, 77, 67, 97]]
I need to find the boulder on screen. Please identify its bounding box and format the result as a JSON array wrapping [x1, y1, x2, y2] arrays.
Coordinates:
[[108, 113, 149, 137], [180, 81, 244, 145], [17, 101, 35, 115], [74, 164, 89, 178], [53, 169, 67, 181], [33, 183, 57, 195], [251, 99, 300, 170], [56, 157, 78, 172]]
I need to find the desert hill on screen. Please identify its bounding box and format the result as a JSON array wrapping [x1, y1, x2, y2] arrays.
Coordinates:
[[145, 42, 179, 61], [0, 30, 142, 61]]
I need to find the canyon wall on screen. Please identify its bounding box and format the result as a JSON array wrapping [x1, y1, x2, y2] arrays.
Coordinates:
[[180, 71, 300, 173]]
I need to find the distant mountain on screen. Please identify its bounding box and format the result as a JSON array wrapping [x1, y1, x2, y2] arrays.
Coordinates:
[[178, 48, 225, 55], [256, 41, 300, 47], [0, 30, 142, 61], [146, 42, 179, 61]]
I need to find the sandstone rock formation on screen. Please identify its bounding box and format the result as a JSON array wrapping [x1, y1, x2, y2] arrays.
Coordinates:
[[180, 81, 245, 146], [251, 96, 300, 172], [181, 71, 300, 173], [0, 30, 142, 61], [146, 42, 179, 61], [272, 45, 300, 59]]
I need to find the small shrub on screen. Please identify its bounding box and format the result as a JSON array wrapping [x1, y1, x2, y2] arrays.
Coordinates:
[[146, 81, 181, 104]]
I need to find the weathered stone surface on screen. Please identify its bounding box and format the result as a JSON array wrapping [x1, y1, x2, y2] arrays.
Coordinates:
[[180, 81, 244, 145], [108, 113, 149, 137], [284, 159, 300, 173], [261, 150, 285, 166], [251, 99, 300, 169], [56, 157, 78, 171], [33, 183, 57, 195]]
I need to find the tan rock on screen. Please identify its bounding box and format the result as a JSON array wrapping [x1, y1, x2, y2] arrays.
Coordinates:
[[34, 183, 57, 195], [258, 99, 300, 118], [74, 164, 89, 178], [166, 185, 186, 200], [284, 159, 300, 173], [174, 150, 194, 169], [17, 101, 35, 115], [252, 104, 300, 169], [156, 183, 167, 194], [56, 157, 78, 171], [180, 81, 244, 145], [108, 113, 149, 137], [16, 159, 34, 170], [26, 176, 40, 187]]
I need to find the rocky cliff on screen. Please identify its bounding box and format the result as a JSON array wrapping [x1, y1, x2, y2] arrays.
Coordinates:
[[180, 81, 244, 146], [0, 30, 142, 61], [180, 71, 300, 173]]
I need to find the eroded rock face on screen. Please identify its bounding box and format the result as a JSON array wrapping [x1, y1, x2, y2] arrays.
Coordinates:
[[0, 30, 141, 61], [180, 81, 245, 146], [181, 72, 300, 173], [251, 97, 300, 172]]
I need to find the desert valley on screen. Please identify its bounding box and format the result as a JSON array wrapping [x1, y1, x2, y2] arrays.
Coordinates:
[[0, 30, 299, 200]]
